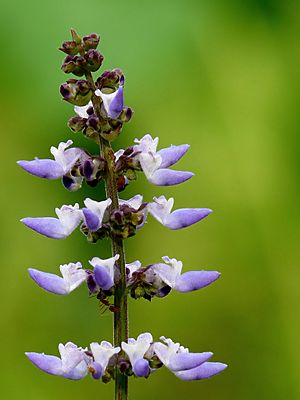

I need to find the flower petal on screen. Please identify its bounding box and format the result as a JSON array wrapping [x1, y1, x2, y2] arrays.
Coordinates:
[[25, 352, 63, 375], [62, 360, 88, 380], [17, 159, 65, 179], [168, 352, 213, 371], [174, 362, 228, 380], [174, 271, 220, 292], [157, 144, 190, 168], [82, 208, 100, 231], [164, 208, 212, 230], [149, 169, 194, 186], [133, 359, 150, 377], [108, 86, 124, 118], [94, 265, 114, 290], [21, 217, 67, 239], [28, 268, 68, 295]]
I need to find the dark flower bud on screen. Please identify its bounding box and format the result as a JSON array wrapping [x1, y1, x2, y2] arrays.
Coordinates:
[[59, 40, 79, 56], [96, 68, 124, 90], [118, 359, 131, 374], [111, 210, 125, 226], [86, 114, 100, 130], [84, 49, 104, 72], [61, 55, 86, 76], [82, 33, 100, 50], [68, 115, 87, 132], [118, 107, 133, 123], [60, 79, 92, 106]]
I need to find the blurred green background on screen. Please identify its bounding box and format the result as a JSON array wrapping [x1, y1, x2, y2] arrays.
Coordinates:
[[1, 0, 300, 398]]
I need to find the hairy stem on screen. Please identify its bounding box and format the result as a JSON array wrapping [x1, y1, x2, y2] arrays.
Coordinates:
[[85, 70, 128, 400]]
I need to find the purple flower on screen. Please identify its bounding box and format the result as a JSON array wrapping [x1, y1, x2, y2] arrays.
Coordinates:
[[121, 333, 153, 377], [95, 86, 124, 118], [132, 134, 193, 186], [28, 262, 87, 295], [82, 197, 112, 231], [26, 342, 90, 380], [17, 140, 85, 180], [153, 337, 227, 381], [88, 254, 119, 290], [90, 341, 120, 379], [151, 256, 220, 293], [21, 203, 83, 239], [147, 196, 212, 230]]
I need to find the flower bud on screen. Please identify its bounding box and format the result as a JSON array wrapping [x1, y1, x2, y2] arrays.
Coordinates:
[[119, 107, 133, 123], [96, 68, 124, 90], [84, 49, 104, 72], [61, 56, 85, 76], [68, 115, 87, 132], [59, 40, 79, 55], [82, 33, 100, 50], [60, 79, 92, 106]]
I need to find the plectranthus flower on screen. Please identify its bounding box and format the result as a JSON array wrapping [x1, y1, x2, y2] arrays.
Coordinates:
[[89, 254, 120, 291], [151, 256, 220, 293], [21, 203, 82, 239], [89, 341, 120, 379], [153, 337, 227, 381], [121, 333, 153, 377], [26, 340, 120, 381], [28, 262, 87, 295], [126, 256, 220, 301], [134, 134, 193, 186], [82, 198, 112, 232], [115, 134, 193, 186], [17, 140, 86, 180], [148, 195, 212, 230], [26, 342, 90, 380]]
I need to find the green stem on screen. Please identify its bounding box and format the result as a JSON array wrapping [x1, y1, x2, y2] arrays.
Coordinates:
[[85, 71, 128, 400]]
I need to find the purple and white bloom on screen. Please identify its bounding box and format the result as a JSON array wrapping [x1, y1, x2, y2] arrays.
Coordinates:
[[89, 254, 119, 291], [90, 341, 120, 379], [17, 140, 84, 180], [122, 333, 153, 377], [148, 196, 212, 230], [28, 262, 87, 295], [21, 203, 83, 239], [133, 134, 193, 186], [152, 256, 220, 293], [26, 342, 90, 380], [95, 86, 124, 119], [82, 198, 112, 232], [154, 337, 227, 381]]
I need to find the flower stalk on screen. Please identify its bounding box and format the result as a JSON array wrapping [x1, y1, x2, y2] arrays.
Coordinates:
[[85, 71, 129, 399]]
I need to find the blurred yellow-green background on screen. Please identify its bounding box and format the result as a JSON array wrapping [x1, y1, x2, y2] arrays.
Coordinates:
[[1, 0, 300, 398]]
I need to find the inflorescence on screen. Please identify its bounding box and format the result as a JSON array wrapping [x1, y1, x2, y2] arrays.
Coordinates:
[[19, 30, 227, 390]]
